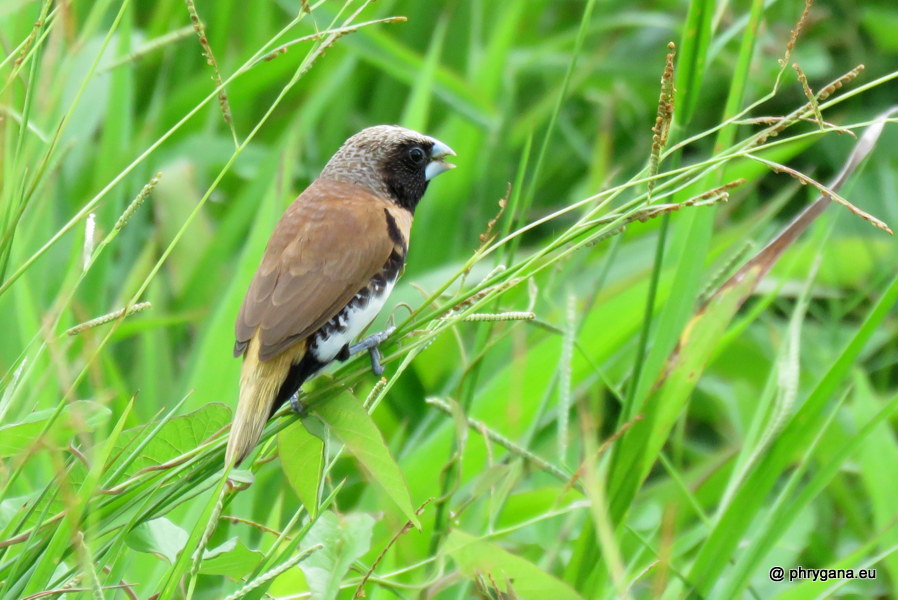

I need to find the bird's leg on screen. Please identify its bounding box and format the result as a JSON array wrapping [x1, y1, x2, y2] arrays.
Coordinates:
[[346, 326, 396, 376], [289, 392, 308, 418]]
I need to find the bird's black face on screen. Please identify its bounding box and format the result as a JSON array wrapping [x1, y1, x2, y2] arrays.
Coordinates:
[[320, 125, 455, 212], [384, 140, 436, 213]]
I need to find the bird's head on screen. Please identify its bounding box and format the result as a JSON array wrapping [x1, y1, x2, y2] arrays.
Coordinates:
[[320, 125, 456, 213]]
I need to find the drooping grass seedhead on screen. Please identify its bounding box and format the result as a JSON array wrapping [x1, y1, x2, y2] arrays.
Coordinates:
[[747, 155, 893, 235], [779, 0, 813, 70], [648, 42, 677, 194], [478, 184, 510, 247], [184, 0, 236, 142], [793, 63, 825, 130], [754, 65, 865, 147], [681, 178, 744, 207]]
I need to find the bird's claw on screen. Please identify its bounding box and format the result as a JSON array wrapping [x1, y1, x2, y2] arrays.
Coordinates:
[[289, 393, 308, 418], [348, 326, 395, 377], [348, 326, 395, 354], [369, 346, 385, 377]]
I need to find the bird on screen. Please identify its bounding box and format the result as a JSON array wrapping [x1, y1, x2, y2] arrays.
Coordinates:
[[226, 125, 456, 466]]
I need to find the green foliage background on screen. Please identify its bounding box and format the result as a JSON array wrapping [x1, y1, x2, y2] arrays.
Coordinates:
[[1, 0, 897, 598]]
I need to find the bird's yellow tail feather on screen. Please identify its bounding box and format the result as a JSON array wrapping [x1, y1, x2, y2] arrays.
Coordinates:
[[226, 335, 300, 466]]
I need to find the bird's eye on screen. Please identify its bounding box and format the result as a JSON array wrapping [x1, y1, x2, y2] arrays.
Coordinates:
[[407, 146, 426, 165]]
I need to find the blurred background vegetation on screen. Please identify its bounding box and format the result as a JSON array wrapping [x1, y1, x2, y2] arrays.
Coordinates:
[[1, 0, 897, 598]]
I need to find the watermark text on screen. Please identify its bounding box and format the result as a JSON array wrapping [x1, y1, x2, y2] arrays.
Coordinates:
[[769, 566, 877, 582]]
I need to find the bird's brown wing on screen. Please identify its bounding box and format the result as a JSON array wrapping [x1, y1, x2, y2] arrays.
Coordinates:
[[234, 179, 396, 362]]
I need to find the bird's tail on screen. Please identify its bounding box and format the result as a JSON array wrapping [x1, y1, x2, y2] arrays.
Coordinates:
[[226, 336, 297, 466]]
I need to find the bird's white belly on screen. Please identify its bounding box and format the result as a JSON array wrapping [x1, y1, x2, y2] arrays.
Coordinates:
[[310, 279, 396, 363]]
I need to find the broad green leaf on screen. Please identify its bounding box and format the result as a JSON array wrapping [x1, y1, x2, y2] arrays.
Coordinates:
[[278, 418, 324, 518], [200, 537, 263, 578], [0, 410, 59, 457], [299, 511, 374, 600], [445, 530, 582, 600], [126, 517, 188, 564], [315, 392, 419, 527], [114, 402, 231, 473], [0, 400, 111, 457]]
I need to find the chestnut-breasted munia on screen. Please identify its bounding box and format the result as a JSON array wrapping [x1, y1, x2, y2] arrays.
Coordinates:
[[226, 125, 456, 465]]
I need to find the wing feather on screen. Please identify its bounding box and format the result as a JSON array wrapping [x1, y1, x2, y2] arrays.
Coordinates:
[[234, 179, 396, 361]]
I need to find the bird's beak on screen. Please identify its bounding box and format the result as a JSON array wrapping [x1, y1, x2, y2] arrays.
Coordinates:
[[425, 138, 456, 181]]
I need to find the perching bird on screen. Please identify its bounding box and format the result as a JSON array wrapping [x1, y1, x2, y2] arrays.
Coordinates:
[[226, 125, 456, 466]]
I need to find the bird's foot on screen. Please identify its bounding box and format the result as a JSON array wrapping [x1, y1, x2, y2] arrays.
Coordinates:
[[289, 392, 308, 418], [347, 326, 396, 377]]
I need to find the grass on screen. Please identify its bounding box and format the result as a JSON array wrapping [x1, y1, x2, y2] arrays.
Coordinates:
[[1, 0, 898, 598]]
